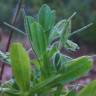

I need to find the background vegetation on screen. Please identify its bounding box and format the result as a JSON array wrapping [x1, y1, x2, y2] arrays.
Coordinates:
[[0, 0, 96, 44]]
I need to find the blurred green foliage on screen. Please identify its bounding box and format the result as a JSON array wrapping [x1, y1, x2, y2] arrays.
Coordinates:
[[0, 0, 15, 22], [0, 0, 96, 43]]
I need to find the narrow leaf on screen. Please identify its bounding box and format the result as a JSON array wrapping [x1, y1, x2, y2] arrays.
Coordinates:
[[64, 40, 80, 51], [59, 56, 93, 84], [10, 43, 31, 91], [78, 80, 96, 96], [30, 22, 47, 58], [38, 4, 55, 32]]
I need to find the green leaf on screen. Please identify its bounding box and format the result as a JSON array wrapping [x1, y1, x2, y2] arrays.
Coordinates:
[[78, 80, 96, 96], [30, 56, 93, 94], [24, 16, 34, 34], [0, 87, 20, 96], [49, 19, 67, 44], [2, 79, 20, 92], [59, 56, 93, 84], [47, 45, 57, 58], [52, 52, 72, 72], [27, 19, 47, 57], [10, 43, 31, 91], [66, 90, 77, 96], [29, 74, 61, 94], [64, 40, 80, 51], [0, 79, 20, 96], [30, 22, 47, 58], [38, 4, 55, 32], [51, 10, 56, 28], [24, 16, 35, 52], [0, 51, 11, 65], [49, 19, 71, 47], [59, 19, 71, 48]]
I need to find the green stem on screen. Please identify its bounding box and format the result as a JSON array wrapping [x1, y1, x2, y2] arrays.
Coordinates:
[[54, 85, 63, 96]]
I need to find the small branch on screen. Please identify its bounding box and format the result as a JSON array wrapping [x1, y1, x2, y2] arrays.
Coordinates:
[[6, 0, 24, 51], [0, 0, 24, 83], [3, 22, 26, 35], [70, 23, 93, 36], [68, 12, 77, 20]]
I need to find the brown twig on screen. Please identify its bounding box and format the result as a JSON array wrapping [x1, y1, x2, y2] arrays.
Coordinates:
[[0, 0, 24, 84]]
